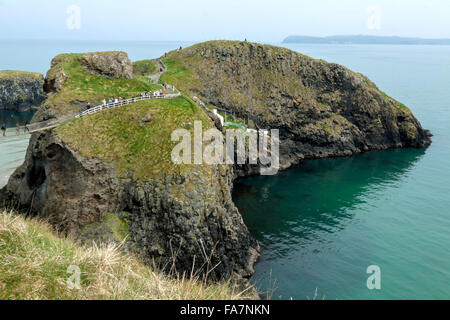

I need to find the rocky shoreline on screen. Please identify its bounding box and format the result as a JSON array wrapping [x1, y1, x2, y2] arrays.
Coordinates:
[[0, 71, 45, 112], [0, 41, 432, 282]]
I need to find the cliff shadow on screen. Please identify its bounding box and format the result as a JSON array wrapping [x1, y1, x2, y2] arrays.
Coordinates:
[[232, 147, 427, 260]]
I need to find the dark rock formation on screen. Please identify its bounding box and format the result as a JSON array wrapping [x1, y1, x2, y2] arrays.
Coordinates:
[[0, 71, 45, 112], [166, 41, 432, 171], [0, 42, 433, 282], [79, 52, 134, 79], [0, 130, 259, 280]]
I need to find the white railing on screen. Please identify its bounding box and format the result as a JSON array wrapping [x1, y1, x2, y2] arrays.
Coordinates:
[[1, 90, 181, 138], [75, 92, 181, 118]]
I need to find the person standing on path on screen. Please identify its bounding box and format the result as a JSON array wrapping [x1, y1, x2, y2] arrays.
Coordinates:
[[1, 123, 6, 136]]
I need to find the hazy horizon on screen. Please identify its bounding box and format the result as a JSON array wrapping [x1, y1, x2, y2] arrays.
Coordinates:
[[1, 0, 450, 42]]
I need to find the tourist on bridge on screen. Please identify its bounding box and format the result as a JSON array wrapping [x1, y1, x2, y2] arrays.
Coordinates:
[[16, 123, 20, 135], [1, 124, 6, 136], [102, 99, 106, 106]]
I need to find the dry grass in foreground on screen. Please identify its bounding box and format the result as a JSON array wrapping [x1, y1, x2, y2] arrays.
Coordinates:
[[0, 211, 256, 300]]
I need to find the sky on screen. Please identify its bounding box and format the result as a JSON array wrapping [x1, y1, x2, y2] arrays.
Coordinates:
[[0, 0, 450, 42]]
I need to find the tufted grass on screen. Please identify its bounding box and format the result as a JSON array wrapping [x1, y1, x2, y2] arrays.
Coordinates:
[[0, 211, 256, 300], [133, 59, 158, 76], [0, 70, 43, 80]]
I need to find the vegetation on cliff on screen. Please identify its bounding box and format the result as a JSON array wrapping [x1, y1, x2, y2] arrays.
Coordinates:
[[133, 59, 158, 76], [0, 211, 254, 300], [1, 42, 432, 288], [41, 52, 161, 117], [0, 70, 43, 80], [2, 49, 260, 282], [160, 40, 431, 169], [56, 96, 213, 180]]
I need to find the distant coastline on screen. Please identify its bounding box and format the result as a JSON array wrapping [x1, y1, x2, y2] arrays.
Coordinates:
[[283, 35, 450, 45]]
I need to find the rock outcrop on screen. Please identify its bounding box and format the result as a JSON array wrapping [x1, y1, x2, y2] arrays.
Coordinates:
[[0, 130, 259, 279], [43, 56, 69, 94], [0, 71, 45, 112], [163, 41, 432, 171], [79, 51, 134, 79], [0, 42, 433, 282]]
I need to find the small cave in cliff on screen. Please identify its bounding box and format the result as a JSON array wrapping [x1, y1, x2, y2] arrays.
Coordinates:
[[27, 159, 46, 189]]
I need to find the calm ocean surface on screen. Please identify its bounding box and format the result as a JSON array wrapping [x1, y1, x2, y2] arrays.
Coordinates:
[[1, 41, 449, 299], [234, 43, 450, 300]]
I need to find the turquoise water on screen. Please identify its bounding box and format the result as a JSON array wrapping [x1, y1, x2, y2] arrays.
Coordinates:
[[233, 44, 450, 300], [1, 41, 449, 299], [0, 110, 35, 128], [0, 110, 34, 187]]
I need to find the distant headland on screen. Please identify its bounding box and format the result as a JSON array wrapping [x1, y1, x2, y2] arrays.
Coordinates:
[[283, 35, 450, 45]]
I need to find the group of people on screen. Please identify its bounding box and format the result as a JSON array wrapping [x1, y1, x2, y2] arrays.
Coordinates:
[[1, 122, 29, 137], [101, 97, 123, 106], [97, 89, 172, 108], [88, 84, 177, 113], [162, 83, 175, 92], [141, 89, 166, 99]]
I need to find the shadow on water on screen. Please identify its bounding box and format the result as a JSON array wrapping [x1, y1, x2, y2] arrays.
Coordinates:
[[0, 110, 36, 128], [233, 148, 426, 260]]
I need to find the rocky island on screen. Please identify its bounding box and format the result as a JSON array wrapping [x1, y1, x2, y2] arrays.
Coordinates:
[[0, 41, 432, 282], [0, 70, 45, 112]]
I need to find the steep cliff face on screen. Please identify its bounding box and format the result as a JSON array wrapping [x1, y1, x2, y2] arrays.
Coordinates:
[[0, 71, 45, 112], [0, 129, 259, 279], [161, 41, 432, 170]]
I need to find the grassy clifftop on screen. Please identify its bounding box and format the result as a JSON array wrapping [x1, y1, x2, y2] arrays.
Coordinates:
[[159, 40, 431, 155], [43, 53, 161, 116], [133, 59, 158, 76], [56, 96, 213, 180], [0, 70, 43, 80], [0, 211, 253, 300], [40, 51, 215, 180]]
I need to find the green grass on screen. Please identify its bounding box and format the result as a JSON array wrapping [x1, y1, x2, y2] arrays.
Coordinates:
[[56, 96, 213, 181], [160, 55, 202, 90], [0, 211, 256, 300], [45, 53, 162, 116], [133, 59, 158, 76], [0, 70, 42, 80]]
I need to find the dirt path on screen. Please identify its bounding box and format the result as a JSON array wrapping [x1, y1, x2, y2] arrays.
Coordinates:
[[148, 59, 167, 84]]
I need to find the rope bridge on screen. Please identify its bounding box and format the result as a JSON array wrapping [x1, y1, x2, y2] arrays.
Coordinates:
[[1, 90, 181, 139]]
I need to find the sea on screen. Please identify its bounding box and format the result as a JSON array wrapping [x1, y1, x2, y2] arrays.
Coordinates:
[[1, 40, 450, 300]]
